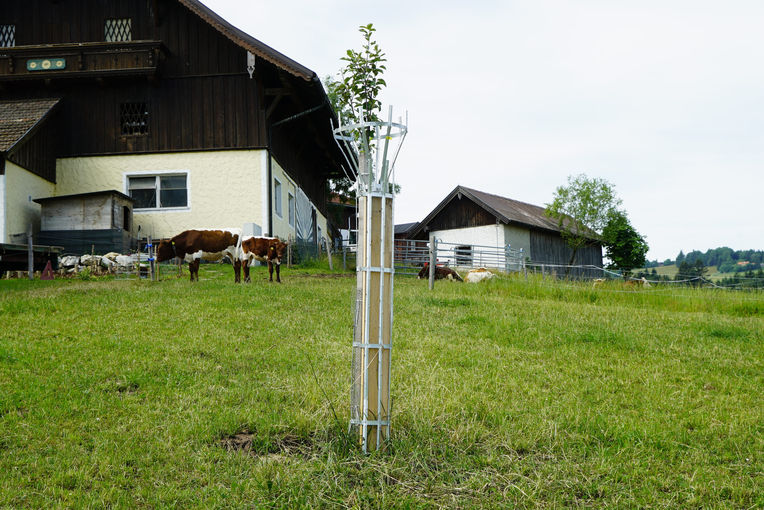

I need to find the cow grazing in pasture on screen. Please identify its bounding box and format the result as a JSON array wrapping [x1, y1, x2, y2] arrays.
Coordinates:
[[240, 237, 288, 283], [155, 229, 242, 282], [624, 276, 651, 289], [417, 263, 463, 282]]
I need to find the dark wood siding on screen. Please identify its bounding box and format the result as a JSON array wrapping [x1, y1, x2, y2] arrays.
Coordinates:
[[530, 229, 602, 267], [2, 0, 264, 155], [425, 196, 495, 232], [2, 0, 154, 45], [48, 74, 262, 156]]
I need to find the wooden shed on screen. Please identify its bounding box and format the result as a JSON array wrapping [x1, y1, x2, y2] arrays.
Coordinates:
[[33, 190, 134, 254], [406, 185, 603, 270]]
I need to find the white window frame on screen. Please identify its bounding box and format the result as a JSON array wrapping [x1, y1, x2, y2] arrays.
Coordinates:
[[124, 170, 190, 212], [274, 177, 282, 218], [288, 191, 295, 228]]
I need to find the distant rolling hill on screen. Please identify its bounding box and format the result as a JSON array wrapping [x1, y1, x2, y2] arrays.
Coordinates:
[[641, 265, 725, 280]]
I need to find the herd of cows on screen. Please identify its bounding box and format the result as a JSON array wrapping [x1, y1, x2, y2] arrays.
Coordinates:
[[155, 229, 498, 285], [155, 229, 287, 283]]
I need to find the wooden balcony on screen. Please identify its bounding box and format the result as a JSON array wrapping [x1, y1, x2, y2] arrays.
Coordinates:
[[0, 41, 162, 81]]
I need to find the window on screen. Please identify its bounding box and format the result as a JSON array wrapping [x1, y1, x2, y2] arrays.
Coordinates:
[[455, 245, 473, 266], [128, 174, 187, 209], [0, 25, 14, 47], [288, 192, 295, 227], [105, 18, 132, 42], [274, 178, 282, 217], [120, 102, 149, 136]]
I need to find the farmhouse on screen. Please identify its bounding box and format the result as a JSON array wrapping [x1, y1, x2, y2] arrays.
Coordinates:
[[0, 0, 347, 250], [404, 185, 603, 268]]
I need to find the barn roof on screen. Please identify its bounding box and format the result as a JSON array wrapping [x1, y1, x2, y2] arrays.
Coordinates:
[[394, 222, 419, 237], [178, 0, 316, 81], [0, 98, 60, 153], [409, 185, 598, 240]]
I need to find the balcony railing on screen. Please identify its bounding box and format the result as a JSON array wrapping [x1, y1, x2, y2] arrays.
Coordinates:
[[0, 40, 162, 81]]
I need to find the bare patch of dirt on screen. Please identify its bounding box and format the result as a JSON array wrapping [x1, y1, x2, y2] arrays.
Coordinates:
[[219, 428, 315, 458]]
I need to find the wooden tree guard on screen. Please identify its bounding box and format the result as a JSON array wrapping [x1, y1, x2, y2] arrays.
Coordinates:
[[351, 192, 394, 452]]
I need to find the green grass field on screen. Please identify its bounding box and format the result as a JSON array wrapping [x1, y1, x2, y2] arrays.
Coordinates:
[[1, 265, 762, 508]]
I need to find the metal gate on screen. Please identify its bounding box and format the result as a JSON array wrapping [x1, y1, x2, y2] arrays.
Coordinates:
[[394, 239, 525, 276]]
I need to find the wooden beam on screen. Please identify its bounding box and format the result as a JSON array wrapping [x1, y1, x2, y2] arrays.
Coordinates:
[[265, 87, 290, 96], [265, 94, 283, 119]]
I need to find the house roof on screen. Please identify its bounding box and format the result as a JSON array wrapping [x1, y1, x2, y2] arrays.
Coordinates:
[[0, 98, 60, 153], [178, 0, 316, 81], [409, 185, 598, 239]]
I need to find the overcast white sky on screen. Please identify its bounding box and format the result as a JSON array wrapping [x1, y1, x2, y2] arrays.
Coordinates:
[[204, 0, 763, 261]]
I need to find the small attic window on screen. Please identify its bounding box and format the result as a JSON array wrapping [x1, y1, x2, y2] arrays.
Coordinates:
[[105, 18, 132, 42], [120, 102, 149, 136], [0, 25, 15, 47]]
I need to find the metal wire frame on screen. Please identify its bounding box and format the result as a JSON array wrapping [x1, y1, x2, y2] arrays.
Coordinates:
[[336, 107, 406, 453]]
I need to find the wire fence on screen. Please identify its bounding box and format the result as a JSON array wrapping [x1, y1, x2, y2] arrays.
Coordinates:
[[4, 230, 763, 291]]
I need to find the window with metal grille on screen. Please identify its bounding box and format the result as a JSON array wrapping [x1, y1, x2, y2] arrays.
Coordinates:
[[127, 174, 187, 209], [455, 245, 473, 266], [120, 102, 149, 136], [274, 178, 282, 217], [0, 25, 15, 47], [105, 18, 132, 42]]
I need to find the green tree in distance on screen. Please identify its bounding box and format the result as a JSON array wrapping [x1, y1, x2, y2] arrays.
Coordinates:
[[545, 174, 622, 267], [601, 211, 649, 276]]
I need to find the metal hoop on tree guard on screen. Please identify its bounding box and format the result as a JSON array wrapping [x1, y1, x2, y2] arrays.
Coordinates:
[[334, 106, 407, 453]]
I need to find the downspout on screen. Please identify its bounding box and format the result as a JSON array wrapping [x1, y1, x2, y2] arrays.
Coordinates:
[[0, 154, 5, 242]]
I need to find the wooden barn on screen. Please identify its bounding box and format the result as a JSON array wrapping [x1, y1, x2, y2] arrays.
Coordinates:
[[405, 185, 603, 268], [0, 0, 347, 250]]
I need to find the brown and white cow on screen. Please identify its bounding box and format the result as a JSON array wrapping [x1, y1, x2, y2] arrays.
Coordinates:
[[240, 236, 288, 283], [416, 262, 463, 282], [155, 229, 242, 282]]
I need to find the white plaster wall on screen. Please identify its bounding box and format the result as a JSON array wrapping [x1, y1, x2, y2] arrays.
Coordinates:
[[3, 162, 55, 243], [431, 224, 505, 248], [55, 151, 265, 240]]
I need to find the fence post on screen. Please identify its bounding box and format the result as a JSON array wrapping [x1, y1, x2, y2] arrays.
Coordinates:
[[504, 244, 511, 274], [343, 246, 347, 271], [147, 235, 155, 281], [542, 263, 545, 281], [325, 237, 333, 271], [27, 224, 34, 281], [429, 237, 437, 290], [521, 248, 527, 280]]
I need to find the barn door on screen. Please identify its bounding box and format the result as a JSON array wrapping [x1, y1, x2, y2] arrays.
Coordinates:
[[295, 188, 315, 244]]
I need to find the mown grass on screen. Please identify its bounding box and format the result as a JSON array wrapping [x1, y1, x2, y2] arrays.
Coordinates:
[[0, 265, 762, 508]]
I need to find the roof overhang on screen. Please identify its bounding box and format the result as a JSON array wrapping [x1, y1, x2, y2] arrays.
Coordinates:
[[0, 98, 60, 156], [177, 0, 316, 81]]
